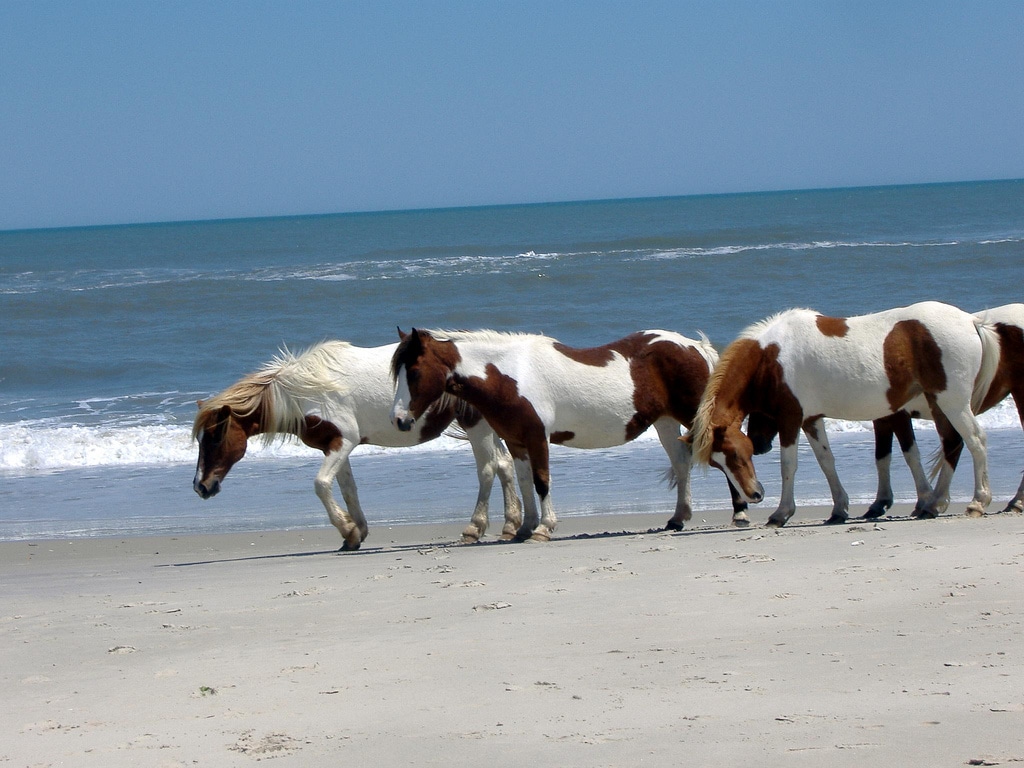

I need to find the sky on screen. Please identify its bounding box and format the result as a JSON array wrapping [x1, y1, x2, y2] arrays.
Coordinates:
[[2, 1, 1023, 231]]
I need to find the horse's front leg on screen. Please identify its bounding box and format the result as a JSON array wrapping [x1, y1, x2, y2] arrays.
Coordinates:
[[513, 439, 556, 543], [802, 417, 849, 524], [463, 423, 523, 543], [512, 456, 540, 540], [314, 441, 364, 551], [767, 442, 799, 527]]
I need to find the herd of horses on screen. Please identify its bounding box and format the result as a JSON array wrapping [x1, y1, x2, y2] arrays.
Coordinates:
[[193, 301, 1024, 551]]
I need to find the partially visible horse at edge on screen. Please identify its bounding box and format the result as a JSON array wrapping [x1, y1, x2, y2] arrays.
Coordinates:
[[689, 302, 1001, 527], [192, 340, 522, 550], [390, 328, 751, 542], [748, 304, 1024, 518], [865, 304, 1024, 517]]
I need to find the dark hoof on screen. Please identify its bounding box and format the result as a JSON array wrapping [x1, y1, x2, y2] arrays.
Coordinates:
[[664, 520, 684, 532], [340, 540, 362, 552], [863, 504, 889, 519], [824, 514, 848, 525], [913, 509, 937, 520]]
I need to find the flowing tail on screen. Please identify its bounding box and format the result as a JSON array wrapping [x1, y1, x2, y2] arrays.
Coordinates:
[[926, 318, 1001, 479], [970, 318, 1001, 414]]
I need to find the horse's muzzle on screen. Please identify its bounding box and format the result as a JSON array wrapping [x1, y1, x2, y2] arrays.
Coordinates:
[[394, 416, 414, 432], [747, 482, 765, 504], [194, 478, 221, 499]]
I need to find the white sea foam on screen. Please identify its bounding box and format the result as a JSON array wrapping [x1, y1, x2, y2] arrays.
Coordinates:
[[0, 421, 475, 473], [1, 399, 1018, 474]]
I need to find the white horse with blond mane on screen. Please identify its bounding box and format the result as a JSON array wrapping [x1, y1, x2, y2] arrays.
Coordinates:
[[193, 340, 521, 550]]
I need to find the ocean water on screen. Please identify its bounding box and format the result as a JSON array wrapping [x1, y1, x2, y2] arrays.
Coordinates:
[[2, 180, 1023, 540]]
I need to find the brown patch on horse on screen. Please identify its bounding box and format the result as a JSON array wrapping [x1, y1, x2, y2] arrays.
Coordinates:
[[978, 322, 1024, 413], [550, 431, 575, 444], [449, 363, 551, 497], [299, 416, 344, 453], [882, 319, 947, 411], [625, 336, 714, 441], [815, 315, 849, 337], [552, 342, 615, 366]]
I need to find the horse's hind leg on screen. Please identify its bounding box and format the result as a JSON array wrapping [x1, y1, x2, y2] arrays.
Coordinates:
[[868, 412, 934, 518], [463, 424, 522, 543], [655, 420, 694, 531], [1000, 393, 1024, 513], [802, 417, 850, 524], [926, 396, 989, 518]]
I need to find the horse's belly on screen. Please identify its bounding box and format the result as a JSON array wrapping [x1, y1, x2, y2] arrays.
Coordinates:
[[549, 409, 635, 449], [801, 390, 899, 421]]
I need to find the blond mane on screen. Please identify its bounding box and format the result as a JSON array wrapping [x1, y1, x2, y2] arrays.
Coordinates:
[[689, 315, 787, 465], [193, 341, 353, 445], [689, 340, 748, 465]]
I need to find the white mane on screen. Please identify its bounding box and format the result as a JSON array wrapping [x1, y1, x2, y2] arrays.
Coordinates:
[[737, 308, 819, 341], [424, 328, 546, 344]]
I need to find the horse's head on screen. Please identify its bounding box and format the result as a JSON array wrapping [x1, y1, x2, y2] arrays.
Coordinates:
[[192, 402, 254, 499], [702, 418, 765, 505], [390, 328, 455, 431]]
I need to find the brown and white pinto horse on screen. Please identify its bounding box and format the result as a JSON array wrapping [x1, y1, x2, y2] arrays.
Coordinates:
[[390, 328, 751, 542], [193, 341, 522, 550], [689, 302, 1001, 526], [864, 304, 1024, 516]]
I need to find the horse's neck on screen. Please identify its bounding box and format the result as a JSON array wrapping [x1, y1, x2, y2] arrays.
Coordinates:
[[714, 339, 770, 424]]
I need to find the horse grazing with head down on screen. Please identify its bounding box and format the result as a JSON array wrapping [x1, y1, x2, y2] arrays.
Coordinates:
[[390, 328, 751, 542], [193, 340, 521, 550], [689, 301, 1001, 527]]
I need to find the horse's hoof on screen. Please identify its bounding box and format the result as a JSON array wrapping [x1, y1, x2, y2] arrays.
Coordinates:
[[1000, 502, 1023, 515], [863, 504, 888, 519], [765, 518, 786, 529], [965, 506, 986, 519], [459, 534, 481, 545], [914, 509, 937, 520], [664, 520, 684, 532], [824, 514, 848, 525], [528, 532, 551, 543], [340, 540, 361, 552], [732, 516, 751, 528]]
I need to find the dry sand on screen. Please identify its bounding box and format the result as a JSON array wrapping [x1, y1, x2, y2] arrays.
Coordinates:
[[2, 505, 1023, 767]]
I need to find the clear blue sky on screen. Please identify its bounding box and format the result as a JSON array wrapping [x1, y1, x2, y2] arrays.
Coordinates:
[[2, 1, 1023, 230]]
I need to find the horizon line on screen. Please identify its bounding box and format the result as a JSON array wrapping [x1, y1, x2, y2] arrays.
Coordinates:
[[3, 176, 1022, 236]]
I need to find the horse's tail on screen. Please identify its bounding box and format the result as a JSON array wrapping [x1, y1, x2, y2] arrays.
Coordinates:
[[971, 319, 1001, 414], [693, 330, 719, 371]]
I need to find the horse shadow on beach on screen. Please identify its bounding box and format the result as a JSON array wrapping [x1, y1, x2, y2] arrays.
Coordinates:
[[156, 511, 937, 568]]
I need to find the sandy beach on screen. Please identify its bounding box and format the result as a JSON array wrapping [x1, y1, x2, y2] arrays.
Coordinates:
[[3, 504, 1023, 767]]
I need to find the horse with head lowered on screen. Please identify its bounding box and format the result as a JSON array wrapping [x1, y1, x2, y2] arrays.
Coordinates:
[[193, 340, 521, 550], [689, 301, 1000, 526]]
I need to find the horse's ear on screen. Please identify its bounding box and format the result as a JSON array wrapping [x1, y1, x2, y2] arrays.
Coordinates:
[[397, 327, 408, 341], [196, 399, 204, 409], [217, 404, 232, 424]]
